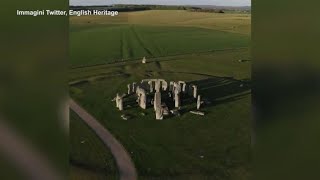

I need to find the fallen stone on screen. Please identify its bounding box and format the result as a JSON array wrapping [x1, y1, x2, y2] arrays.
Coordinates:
[[190, 111, 205, 116], [163, 108, 170, 116], [170, 109, 181, 116], [161, 103, 170, 115], [121, 114, 130, 120]]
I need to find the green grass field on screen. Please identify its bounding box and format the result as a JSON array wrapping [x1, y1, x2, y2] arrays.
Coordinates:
[[70, 9, 251, 179], [70, 50, 251, 179], [70, 10, 250, 66], [70, 111, 118, 179]]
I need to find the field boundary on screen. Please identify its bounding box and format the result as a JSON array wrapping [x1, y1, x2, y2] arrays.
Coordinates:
[[70, 47, 249, 69]]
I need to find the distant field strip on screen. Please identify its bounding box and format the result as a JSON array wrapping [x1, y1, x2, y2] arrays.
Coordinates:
[[69, 48, 250, 83], [70, 24, 249, 66], [70, 46, 249, 69], [70, 10, 251, 35]]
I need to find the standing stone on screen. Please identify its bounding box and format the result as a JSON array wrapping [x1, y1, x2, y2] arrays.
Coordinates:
[[161, 80, 168, 91], [142, 56, 147, 64], [155, 80, 161, 92], [136, 87, 140, 102], [197, 95, 201, 110], [140, 91, 147, 109], [154, 91, 161, 111], [182, 83, 187, 93], [174, 82, 181, 93], [155, 107, 163, 120], [148, 81, 153, 92], [136, 87, 147, 109], [115, 93, 120, 108], [118, 96, 124, 111], [192, 85, 198, 98], [136, 94, 141, 104], [132, 82, 137, 93], [178, 81, 186, 93], [174, 93, 180, 108], [174, 88, 180, 108], [127, 84, 131, 94]]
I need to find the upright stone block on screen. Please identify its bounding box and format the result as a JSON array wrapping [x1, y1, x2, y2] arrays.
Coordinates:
[[197, 95, 201, 110], [155, 80, 161, 92], [155, 107, 163, 120], [132, 82, 137, 93], [142, 56, 147, 64], [118, 97, 124, 111], [148, 81, 153, 92], [161, 80, 168, 91], [178, 81, 186, 93], [127, 84, 131, 94], [140, 92, 147, 109], [192, 85, 198, 98], [154, 91, 161, 111], [174, 92, 180, 108], [182, 83, 187, 93], [136, 87, 147, 109], [115, 93, 120, 108]]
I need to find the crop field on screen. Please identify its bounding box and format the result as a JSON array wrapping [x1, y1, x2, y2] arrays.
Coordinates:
[[70, 111, 118, 179], [70, 9, 251, 179], [70, 10, 250, 66]]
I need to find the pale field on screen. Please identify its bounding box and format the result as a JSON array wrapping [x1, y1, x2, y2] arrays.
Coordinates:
[[70, 10, 251, 35]]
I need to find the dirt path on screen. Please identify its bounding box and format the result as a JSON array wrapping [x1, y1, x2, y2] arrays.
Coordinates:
[[69, 99, 137, 180]]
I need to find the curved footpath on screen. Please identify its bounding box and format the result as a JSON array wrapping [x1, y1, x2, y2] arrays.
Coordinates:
[[69, 99, 137, 180]]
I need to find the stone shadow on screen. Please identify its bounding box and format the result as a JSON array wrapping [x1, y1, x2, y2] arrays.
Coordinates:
[[170, 77, 251, 116], [188, 77, 251, 109]]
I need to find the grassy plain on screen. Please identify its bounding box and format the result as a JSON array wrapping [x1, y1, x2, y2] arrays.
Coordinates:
[[70, 10, 250, 66], [70, 111, 118, 179], [70, 49, 251, 179], [70, 9, 251, 179]]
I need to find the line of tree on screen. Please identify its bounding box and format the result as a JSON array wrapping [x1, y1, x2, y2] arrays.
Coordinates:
[[70, 6, 149, 12], [69, 5, 250, 13], [188, 8, 225, 13], [110, 4, 196, 10], [70, 5, 200, 12]]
